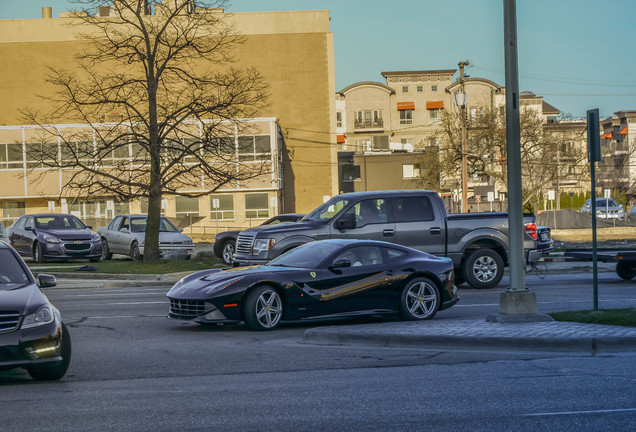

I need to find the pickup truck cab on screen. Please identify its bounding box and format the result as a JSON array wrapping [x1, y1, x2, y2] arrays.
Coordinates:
[[233, 190, 543, 289]]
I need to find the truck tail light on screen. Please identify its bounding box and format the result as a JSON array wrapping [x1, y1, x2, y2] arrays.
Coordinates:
[[525, 223, 537, 240]]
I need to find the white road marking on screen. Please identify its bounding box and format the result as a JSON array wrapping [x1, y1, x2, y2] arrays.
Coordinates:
[[523, 408, 636, 417]]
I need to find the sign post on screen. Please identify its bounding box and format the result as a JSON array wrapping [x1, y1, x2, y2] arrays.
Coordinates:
[[587, 108, 601, 310]]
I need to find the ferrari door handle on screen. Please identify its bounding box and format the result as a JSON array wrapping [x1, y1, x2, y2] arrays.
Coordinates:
[[383, 229, 395, 236]]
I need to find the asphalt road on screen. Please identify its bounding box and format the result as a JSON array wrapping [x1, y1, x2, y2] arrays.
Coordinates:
[[1, 273, 635, 431]]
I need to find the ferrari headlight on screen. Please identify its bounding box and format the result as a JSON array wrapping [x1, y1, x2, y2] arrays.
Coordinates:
[[205, 277, 244, 295], [22, 305, 55, 329], [253, 238, 276, 254], [43, 235, 61, 243]]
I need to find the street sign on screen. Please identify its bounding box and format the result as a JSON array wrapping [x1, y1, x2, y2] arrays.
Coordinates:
[[547, 190, 555, 201]]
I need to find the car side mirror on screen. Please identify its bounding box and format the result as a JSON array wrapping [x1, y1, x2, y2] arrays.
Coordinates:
[[335, 212, 356, 230], [25, 226, 34, 232], [330, 258, 352, 271], [178, 227, 184, 233], [86, 225, 93, 229], [120, 227, 129, 233], [38, 273, 56, 288]]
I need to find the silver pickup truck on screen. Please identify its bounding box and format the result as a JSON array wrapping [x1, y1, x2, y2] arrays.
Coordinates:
[[232, 190, 546, 289]]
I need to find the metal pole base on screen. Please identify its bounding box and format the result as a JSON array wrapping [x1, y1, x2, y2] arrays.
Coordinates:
[[486, 291, 554, 323]]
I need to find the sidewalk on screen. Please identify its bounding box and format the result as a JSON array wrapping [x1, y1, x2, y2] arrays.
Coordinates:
[[302, 319, 636, 353]]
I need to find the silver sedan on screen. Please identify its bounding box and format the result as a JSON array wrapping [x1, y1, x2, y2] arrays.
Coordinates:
[[97, 214, 194, 260]]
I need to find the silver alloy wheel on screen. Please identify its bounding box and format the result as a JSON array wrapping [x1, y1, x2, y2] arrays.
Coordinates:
[[471, 255, 498, 283], [255, 289, 282, 328], [405, 281, 438, 319], [222, 241, 235, 264]]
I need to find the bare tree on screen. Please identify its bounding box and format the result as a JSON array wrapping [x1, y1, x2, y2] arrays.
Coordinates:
[[21, 0, 269, 262], [437, 106, 587, 212]]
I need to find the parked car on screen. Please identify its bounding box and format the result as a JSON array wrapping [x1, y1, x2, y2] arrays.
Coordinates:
[[580, 198, 624, 219], [7, 213, 102, 263], [0, 242, 71, 381], [213, 213, 305, 265], [98, 214, 194, 260], [168, 239, 458, 330], [0, 221, 8, 243], [233, 190, 544, 289], [626, 205, 636, 222]]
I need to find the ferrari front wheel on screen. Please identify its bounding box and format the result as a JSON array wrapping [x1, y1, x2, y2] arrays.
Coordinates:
[[400, 277, 440, 321], [244, 285, 283, 331]]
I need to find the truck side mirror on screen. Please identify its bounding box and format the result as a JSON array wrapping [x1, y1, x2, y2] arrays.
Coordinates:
[[335, 212, 356, 230]]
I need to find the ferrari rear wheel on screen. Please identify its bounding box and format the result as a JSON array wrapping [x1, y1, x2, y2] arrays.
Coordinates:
[[244, 285, 283, 331], [400, 277, 440, 321]]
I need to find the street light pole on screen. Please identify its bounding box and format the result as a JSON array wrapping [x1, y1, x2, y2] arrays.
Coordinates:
[[458, 61, 469, 213]]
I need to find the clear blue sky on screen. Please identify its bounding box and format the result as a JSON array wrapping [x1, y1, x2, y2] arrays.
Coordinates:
[[2, 0, 635, 119]]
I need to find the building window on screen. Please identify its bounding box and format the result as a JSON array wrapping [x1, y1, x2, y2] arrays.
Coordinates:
[[429, 109, 442, 123], [402, 164, 421, 179], [1, 201, 25, 220], [417, 86, 423, 92], [238, 135, 271, 161], [342, 164, 360, 182], [400, 110, 413, 125], [336, 112, 343, 128], [402, 86, 409, 93], [245, 193, 269, 219], [175, 196, 200, 216], [354, 110, 383, 129], [431, 85, 438, 92], [140, 198, 167, 215], [0, 143, 23, 169], [210, 194, 234, 220]]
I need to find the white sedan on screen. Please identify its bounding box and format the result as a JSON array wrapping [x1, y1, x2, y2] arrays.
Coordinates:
[[97, 214, 194, 260]]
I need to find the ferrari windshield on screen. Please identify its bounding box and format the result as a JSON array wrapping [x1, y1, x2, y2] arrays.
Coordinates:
[[268, 241, 342, 268], [0, 249, 30, 287], [303, 197, 349, 222]]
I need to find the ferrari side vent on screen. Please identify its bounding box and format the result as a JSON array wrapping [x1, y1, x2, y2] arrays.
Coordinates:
[[0, 311, 20, 333]]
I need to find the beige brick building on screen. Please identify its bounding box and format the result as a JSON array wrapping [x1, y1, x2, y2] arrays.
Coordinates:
[[0, 6, 338, 234]]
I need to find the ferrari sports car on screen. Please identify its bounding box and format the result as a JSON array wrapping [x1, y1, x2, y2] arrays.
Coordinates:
[[0, 242, 71, 381], [167, 239, 458, 330]]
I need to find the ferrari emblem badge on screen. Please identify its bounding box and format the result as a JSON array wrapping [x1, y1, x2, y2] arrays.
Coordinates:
[[310, 272, 316, 278]]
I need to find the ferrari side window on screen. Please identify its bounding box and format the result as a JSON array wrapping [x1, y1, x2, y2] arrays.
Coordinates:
[[386, 248, 407, 262]]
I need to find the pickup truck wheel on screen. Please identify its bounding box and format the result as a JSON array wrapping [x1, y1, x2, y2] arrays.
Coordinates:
[[463, 249, 504, 289], [400, 277, 440, 320], [616, 261, 636, 280], [221, 240, 235, 265]]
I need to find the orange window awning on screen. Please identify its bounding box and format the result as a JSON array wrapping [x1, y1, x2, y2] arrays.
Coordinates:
[[426, 101, 444, 110], [397, 102, 415, 110], [619, 127, 628, 135], [606, 132, 614, 139], [337, 134, 345, 143]]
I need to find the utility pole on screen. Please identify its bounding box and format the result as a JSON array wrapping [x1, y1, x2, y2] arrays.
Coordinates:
[[459, 60, 469, 213]]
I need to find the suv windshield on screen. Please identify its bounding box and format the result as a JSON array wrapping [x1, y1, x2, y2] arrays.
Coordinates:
[[303, 197, 350, 222]]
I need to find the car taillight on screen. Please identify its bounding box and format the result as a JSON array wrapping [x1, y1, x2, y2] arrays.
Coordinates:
[[525, 223, 537, 240]]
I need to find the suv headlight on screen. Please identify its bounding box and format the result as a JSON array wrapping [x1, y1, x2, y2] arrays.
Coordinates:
[[22, 305, 55, 329], [43, 235, 61, 243], [253, 238, 276, 254]]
